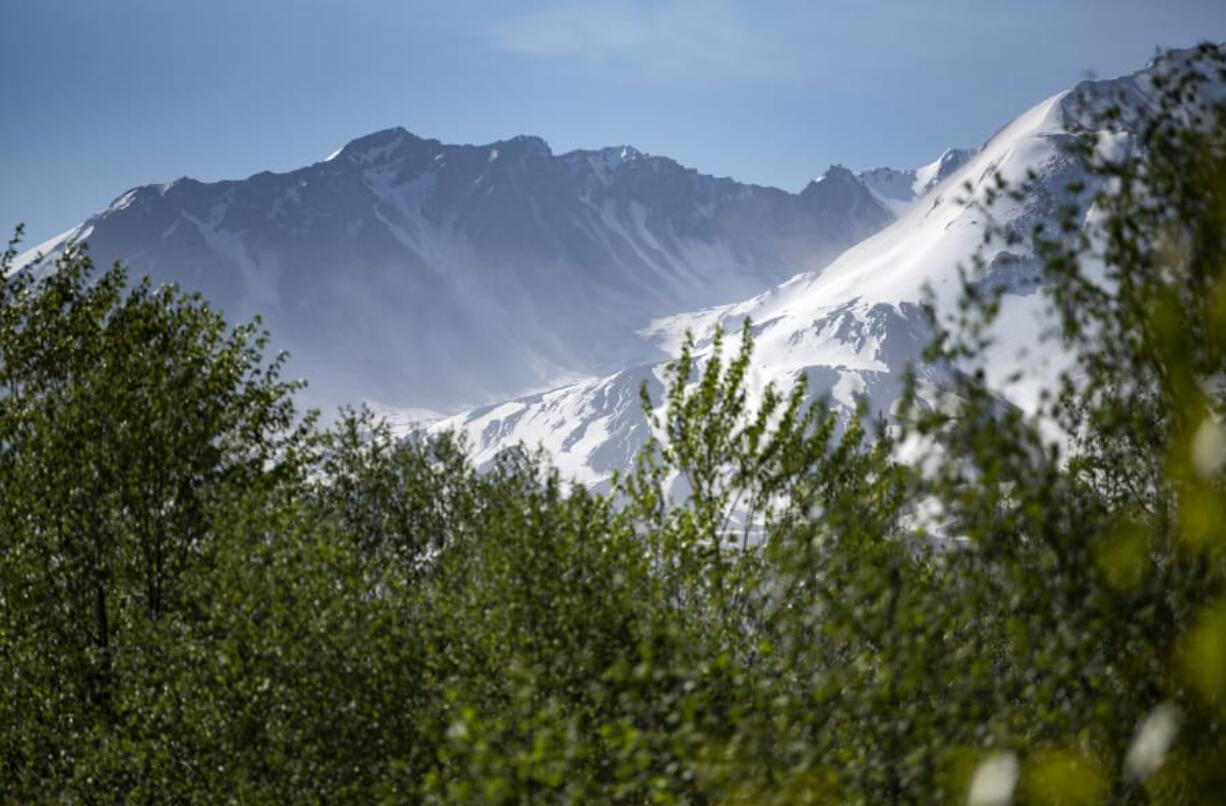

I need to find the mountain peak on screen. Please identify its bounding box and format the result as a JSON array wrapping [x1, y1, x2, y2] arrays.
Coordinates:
[[329, 127, 430, 165], [802, 165, 867, 200], [913, 147, 977, 193], [856, 147, 977, 213], [811, 164, 857, 185], [491, 134, 553, 159]]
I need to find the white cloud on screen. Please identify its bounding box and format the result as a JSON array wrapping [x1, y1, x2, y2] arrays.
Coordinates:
[[481, 1, 775, 76]]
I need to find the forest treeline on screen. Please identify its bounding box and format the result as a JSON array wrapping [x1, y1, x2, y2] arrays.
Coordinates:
[[1, 45, 1225, 803]]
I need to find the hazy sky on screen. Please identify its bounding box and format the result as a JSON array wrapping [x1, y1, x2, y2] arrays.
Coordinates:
[[3, 0, 1225, 244]]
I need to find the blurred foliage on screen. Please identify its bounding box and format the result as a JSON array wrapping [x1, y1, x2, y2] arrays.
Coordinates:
[[1, 42, 1225, 804]]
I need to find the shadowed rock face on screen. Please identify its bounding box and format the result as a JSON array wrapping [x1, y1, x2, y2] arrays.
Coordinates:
[[26, 128, 892, 413]]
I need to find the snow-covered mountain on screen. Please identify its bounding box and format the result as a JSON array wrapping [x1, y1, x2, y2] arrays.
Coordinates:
[[436, 52, 1201, 484], [17, 131, 891, 413], [857, 148, 978, 216]]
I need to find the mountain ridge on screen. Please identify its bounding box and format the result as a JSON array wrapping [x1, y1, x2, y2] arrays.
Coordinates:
[[19, 127, 894, 414]]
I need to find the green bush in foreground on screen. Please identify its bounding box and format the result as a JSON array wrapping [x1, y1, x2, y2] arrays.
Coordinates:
[[0, 43, 1224, 804]]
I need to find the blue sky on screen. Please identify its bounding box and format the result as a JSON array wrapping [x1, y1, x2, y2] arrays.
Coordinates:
[[3, 0, 1225, 244]]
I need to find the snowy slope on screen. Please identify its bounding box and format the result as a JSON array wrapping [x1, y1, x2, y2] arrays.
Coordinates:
[[858, 148, 978, 215], [436, 52, 1196, 483], [16, 132, 891, 414]]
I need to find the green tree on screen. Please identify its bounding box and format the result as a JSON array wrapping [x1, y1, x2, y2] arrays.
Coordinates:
[[0, 239, 309, 797], [902, 41, 1226, 802]]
